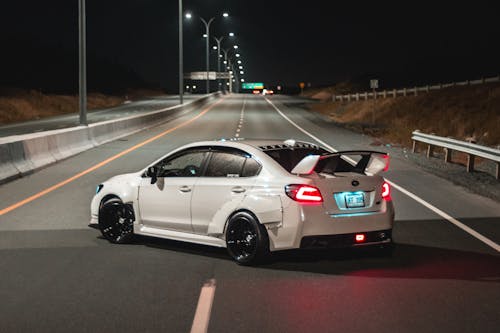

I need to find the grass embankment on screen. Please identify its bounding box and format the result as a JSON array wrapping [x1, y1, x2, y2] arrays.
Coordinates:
[[0, 89, 165, 125], [309, 83, 500, 148]]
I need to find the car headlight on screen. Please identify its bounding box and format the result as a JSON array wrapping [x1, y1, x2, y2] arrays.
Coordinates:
[[96, 184, 104, 194]]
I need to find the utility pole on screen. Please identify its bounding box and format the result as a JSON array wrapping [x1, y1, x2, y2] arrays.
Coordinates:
[[178, 0, 184, 104], [78, 0, 87, 125]]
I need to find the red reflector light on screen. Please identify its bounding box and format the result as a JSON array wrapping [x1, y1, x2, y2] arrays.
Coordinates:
[[383, 155, 390, 171], [286, 184, 323, 203], [355, 234, 365, 242], [382, 181, 390, 199]]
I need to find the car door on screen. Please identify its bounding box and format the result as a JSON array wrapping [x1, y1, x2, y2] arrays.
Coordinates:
[[191, 149, 262, 234], [138, 149, 208, 232]]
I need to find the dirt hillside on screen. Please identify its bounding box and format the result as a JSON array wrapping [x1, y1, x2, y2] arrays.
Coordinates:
[[0, 89, 165, 125], [309, 83, 500, 148]]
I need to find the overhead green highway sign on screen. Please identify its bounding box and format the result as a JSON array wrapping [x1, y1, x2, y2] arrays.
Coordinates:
[[242, 82, 264, 90]]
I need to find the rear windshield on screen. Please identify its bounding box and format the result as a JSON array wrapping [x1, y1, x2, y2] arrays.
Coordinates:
[[264, 148, 329, 172]]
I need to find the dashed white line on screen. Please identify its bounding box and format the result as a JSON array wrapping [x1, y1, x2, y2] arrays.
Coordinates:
[[234, 98, 246, 138], [265, 97, 500, 252], [190, 279, 217, 333]]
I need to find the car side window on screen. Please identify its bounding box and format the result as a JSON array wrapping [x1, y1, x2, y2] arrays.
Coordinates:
[[241, 158, 261, 177], [205, 152, 247, 177], [157, 151, 207, 177]]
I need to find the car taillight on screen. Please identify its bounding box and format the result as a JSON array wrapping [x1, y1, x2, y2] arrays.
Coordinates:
[[285, 184, 323, 203], [382, 181, 391, 199], [355, 234, 366, 243], [383, 155, 390, 172]]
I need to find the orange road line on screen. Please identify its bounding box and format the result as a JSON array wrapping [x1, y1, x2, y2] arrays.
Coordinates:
[[0, 98, 225, 217]]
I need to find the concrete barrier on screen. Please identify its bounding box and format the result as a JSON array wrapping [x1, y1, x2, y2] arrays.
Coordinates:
[[0, 93, 220, 184]]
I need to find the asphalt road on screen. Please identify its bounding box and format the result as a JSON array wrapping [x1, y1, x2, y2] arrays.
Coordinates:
[[0, 94, 204, 137], [0, 95, 499, 333]]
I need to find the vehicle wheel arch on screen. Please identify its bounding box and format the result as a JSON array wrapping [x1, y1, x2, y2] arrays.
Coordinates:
[[99, 194, 121, 208], [224, 209, 261, 234]]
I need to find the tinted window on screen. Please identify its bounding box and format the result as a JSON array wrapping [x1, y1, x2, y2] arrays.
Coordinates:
[[264, 148, 329, 172], [156, 151, 207, 177], [205, 152, 246, 177], [242, 158, 261, 177]]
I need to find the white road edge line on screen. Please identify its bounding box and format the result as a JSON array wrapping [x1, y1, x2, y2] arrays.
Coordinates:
[[265, 98, 500, 252], [190, 279, 217, 333]]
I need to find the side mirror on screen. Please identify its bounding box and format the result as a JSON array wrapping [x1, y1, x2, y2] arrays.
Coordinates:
[[147, 166, 159, 184]]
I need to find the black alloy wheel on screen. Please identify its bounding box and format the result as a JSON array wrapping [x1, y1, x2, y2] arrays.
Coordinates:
[[226, 211, 269, 265], [98, 198, 135, 244]]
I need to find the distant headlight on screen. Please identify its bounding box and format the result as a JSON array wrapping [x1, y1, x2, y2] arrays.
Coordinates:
[[96, 184, 104, 194]]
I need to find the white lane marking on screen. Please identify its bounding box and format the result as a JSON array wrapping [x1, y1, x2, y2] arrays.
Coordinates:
[[191, 279, 217, 333], [235, 98, 246, 137], [265, 98, 500, 252]]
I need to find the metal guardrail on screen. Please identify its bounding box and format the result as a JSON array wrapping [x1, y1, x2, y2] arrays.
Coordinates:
[[332, 75, 500, 102], [411, 131, 500, 179]]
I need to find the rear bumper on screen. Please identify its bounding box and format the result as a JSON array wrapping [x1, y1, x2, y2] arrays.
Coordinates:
[[300, 229, 392, 249]]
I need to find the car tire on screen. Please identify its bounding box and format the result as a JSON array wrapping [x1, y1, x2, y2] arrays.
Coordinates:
[[225, 211, 269, 265], [98, 197, 135, 244]]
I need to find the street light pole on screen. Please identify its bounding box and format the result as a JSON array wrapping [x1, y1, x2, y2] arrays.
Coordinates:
[[214, 37, 224, 92], [178, 0, 184, 104], [200, 17, 215, 94], [78, 0, 87, 125]]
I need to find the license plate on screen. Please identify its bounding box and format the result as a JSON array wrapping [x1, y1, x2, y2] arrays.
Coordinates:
[[345, 193, 365, 208]]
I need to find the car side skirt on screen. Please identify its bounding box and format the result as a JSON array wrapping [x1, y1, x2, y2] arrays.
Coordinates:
[[136, 225, 226, 248]]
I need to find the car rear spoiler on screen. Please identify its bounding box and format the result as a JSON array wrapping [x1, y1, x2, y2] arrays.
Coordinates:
[[291, 150, 389, 176]]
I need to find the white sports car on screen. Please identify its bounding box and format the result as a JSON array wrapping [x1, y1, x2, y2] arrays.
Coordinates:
[[90, 139, 394, 264]]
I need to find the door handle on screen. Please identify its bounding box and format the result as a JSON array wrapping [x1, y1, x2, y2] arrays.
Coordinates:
[[179, 186, 192, 193], [231, 186, 246, 193]]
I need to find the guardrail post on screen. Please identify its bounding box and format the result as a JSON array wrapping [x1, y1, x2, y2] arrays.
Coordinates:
[[355, 93, 359, 101], [403, 88, 407, 96], [426, 144, 434, 158], [382, 90, 387, 98], [496, 162, 499, 180], [364, 92, 368, 100], [414, 87, 418, 96], [393, 89, 397, 98], [347, 94, 351, 102], [444, 148, 453, 163], [467, 154, 475, 173], [426, 85, 429, 92], [412, 140, 417, 153]]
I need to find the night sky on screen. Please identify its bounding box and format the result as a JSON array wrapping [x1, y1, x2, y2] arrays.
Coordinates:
[[1, 1, 499, 94]]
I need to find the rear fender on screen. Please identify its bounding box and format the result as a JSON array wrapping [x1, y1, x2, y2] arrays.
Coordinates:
[[206, 192, 283, 236]]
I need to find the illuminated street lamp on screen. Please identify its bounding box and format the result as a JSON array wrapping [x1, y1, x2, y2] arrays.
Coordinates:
[[185, 12, 229, 93], [213, 32, 235, 92]]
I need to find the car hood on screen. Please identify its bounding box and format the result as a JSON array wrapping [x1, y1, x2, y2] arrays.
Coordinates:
[[105, 172, 142, 185]]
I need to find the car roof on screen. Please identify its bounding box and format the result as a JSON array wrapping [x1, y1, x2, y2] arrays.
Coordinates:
[[185, 138, 324, 152]]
